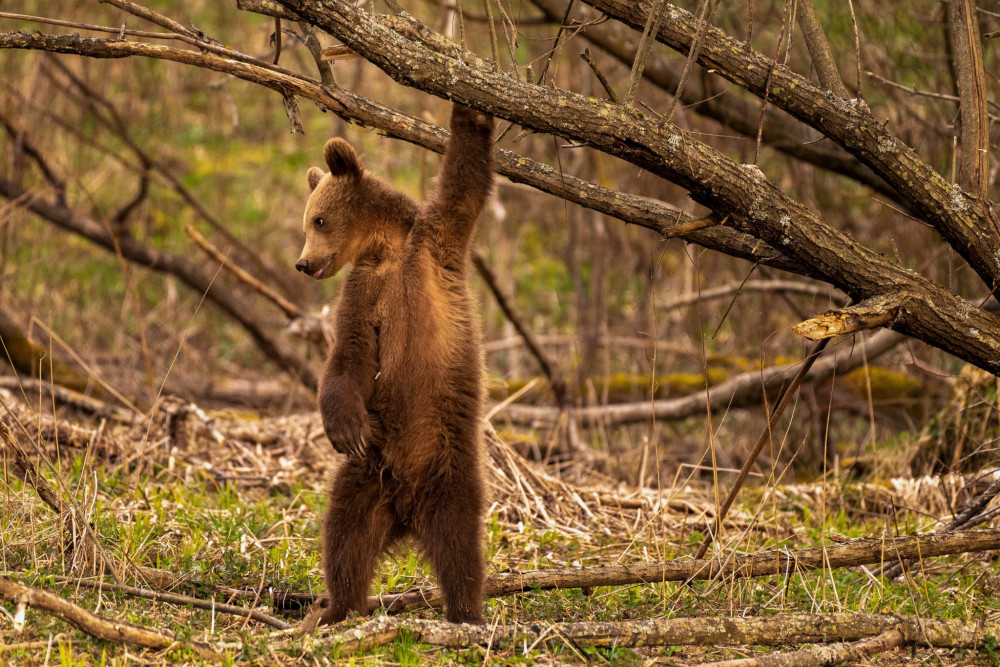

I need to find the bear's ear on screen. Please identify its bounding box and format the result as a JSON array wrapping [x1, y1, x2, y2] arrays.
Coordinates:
[[307, 167, 325, 191], [324, 138, 362, 179]]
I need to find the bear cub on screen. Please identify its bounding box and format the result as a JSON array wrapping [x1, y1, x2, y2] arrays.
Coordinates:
[[295, 104, 495, 625]]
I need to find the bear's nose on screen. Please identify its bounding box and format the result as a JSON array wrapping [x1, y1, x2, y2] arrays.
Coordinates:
[[295, 259, 309, 273]]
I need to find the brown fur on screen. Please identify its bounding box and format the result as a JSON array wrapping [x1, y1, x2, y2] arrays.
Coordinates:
[[295, 104, 495, 625]]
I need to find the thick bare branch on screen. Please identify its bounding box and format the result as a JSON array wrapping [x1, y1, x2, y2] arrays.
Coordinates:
[[0, 175, 317, 389], [273, 529, 1000, 615], [527, 0, 902, 203], [257, 4, 1000, 375], [703, 628, 905, 667], [0, 30, 804, 276], [576, 0, 1000, 292]]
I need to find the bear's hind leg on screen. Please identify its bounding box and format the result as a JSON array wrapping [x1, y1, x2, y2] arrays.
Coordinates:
[[321, 460, 396, 625], [414, 468, 485, 624]]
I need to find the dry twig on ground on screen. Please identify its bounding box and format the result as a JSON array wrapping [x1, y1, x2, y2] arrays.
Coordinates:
[[301, 612, 999, 653], [0, 577, 220, 659]]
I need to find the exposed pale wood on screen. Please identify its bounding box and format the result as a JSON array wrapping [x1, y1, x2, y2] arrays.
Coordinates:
[[793, 294, 903, 340]]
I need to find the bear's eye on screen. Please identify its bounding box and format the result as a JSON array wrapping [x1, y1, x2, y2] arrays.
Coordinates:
[[313, 217, 326, 229]]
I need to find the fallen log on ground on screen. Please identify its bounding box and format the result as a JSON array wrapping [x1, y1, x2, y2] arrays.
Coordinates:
[[302, 612, 1000, 653], [699, 627, 905, 667], [0, 577, 219, 659], [495, 328, 905, 427]]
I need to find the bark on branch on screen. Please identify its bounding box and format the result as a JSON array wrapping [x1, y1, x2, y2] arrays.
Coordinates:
[[0, 31, 803, 278], [576, 0, 1000, 294], [947, 0, 991, 200], [270, 0, 1000, 377], [305, 612, 999, 653]]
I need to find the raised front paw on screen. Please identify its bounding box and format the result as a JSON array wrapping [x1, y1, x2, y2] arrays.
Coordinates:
[[451, 103, 494, 134], [320, 393, 371, 458]]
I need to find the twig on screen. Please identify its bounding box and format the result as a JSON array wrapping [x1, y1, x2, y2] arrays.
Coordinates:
[[0, 576, 219, 658], [695, 335, 831, 559], [43, 57, 297, 298], [623, 0, 668, 107], [271, 17, 282, 64], [471, 251, 589, 460], [699, 627, 905, 667], [0, 11, 189, 42], [882, 474, 1000, 579], [580, 48, 618, 102], [185, 226, 302, 320], [0, 377, 137, 422], [472, 251, 567, 409], [534, 0, 576, 86], [44, 575, 292, 631], [660, 280, 841, 313], [661, 0, 719, 123]]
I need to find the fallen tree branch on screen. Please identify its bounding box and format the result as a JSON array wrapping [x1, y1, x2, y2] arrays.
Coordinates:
[[0, 576, 219, 658], [699, 627, 905, 667], [304, 612, 1000, 652], [44, 575, 293, 631], [0, 175, 317, 390], [495, 327, 905, 427], [0, 376, 138, 422], [272, 529, 1000, 613]]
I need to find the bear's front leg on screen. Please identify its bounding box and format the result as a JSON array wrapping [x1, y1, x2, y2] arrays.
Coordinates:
[[319, 375, 372, 458]]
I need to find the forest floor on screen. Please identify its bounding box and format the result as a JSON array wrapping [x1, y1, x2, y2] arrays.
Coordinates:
[[1, 388, 999, 666]]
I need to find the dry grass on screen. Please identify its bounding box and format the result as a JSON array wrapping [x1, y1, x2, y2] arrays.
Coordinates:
[[1, 384, 999, 665]]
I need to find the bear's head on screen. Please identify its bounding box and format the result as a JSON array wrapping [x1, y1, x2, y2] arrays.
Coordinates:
[[295, 138, 372, 280]]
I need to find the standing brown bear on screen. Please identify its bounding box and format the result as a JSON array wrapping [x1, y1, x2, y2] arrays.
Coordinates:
[[295, 104, 494, 625]]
